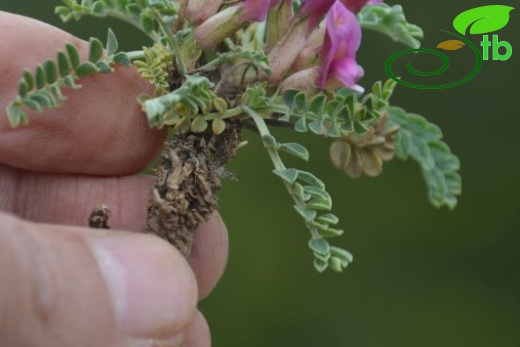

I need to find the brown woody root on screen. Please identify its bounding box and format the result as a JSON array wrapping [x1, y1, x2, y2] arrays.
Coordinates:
[[144, 122, 241, 256], [88, 122, 241, 257]]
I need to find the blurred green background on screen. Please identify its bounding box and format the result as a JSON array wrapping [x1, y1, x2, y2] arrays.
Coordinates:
[[2, 1, 519, 346]]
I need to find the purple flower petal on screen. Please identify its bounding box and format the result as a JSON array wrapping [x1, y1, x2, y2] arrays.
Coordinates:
[[318, 1, 364, 91], [300, 0, 383, 27]]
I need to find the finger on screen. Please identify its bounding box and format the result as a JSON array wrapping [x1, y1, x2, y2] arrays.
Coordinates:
[[184, 312, 211, 347], [188, 213, 229, 300], [0, 11, 166, 175], [1, 165, 229, 299], [0, 212, 197, 347], [0, 164, 153, 232]]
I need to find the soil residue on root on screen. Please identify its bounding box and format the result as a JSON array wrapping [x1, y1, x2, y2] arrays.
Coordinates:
[[144, 122, 241, 256]]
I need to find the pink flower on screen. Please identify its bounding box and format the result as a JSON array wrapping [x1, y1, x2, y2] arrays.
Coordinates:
[[242, 0, 282, 21], [318, 1, 364, 92], [186, 0, 223, 24], [195, 0, 281, 48], [344, 0, 384, 12], [267, 0, 382, 85], [300, 0, 383, 28]]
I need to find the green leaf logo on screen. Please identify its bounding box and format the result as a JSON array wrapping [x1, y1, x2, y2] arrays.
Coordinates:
[[453, 5, 515, 35]]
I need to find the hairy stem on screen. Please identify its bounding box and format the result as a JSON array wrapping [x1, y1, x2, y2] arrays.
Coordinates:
[[243, 106, 321, 239], [151, 11, 187, 76]]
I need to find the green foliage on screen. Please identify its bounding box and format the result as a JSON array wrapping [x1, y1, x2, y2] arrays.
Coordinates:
[[280, 79, 397, 137], [56, 0, 178, 40], [389, 106, 461, 209], [197, 47, 272, 76], [176, 30, 203, 72], [358, 3, 424, 49], [142, 75, 215, 128], [6, 0, 463, 274], [245, 107, 352, 273], [6, 33, 130, 127], [133, 43, 173, 95]]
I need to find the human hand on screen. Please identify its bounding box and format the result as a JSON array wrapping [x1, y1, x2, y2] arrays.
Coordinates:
[[0, 11, 228, 347]]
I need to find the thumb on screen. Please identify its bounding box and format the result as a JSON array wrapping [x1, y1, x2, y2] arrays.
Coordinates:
[[0, 212, 197, 347]]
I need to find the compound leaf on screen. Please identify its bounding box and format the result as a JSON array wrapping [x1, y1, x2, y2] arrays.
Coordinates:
[[389, 106, 461, 209], [358, 4, 424, 48]]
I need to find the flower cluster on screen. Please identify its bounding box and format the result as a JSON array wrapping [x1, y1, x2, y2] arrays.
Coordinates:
[[191, 0, 383, 93]]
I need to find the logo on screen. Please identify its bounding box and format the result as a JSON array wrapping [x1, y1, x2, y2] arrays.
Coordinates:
[[385, 5, 515, 89]]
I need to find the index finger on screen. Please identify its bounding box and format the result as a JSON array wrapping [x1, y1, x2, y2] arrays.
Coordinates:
[[0, 11, 166, 175]]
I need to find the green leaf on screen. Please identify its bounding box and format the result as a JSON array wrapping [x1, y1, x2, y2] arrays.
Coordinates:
[[6, 105, 28, 127], [106, 28, 118, 55], [29, 92, 55, 108], [57, 51, 71, 77], [294, 92, 307, 111], [453, 5, 515, 35], [55, 6, 71, 19], [66, 43, 80, 68], [308, 238, 330, 256], [113, 52, 131, 66], [18, 81, 29, 98], [211, 118, 226, 135], [289, 183, 306, 201], [140, 12, 155, 32], [307, 198, 332, 211], [96, 61, 113, 73], [358, 4, 423, 48], [190, 116, 208, 133], [316, 213, 339, 225], [262, 134, 278, 148], [296, 170, 325, 189], [330, 247, 354, 263], [308, 119, 324, 135], [143, 76, 214, 128], [88, 37, 104, 62], [309, 94, 326, 115], [313, 252, 331, 263], [63, 75, 79, 88], [44, 60, 57, 84], [22, 69, 34, 91], [409, 136, 435, 171], [75, 61, 99, 77], [35, 65, 46, 89], [294, 117, 307, 133], [279, 143, 310, 161], [320, 228, 344, 238], [304, 186, 331, 203], [23, 98, 42, 112], [328, 256, 346, 272], [81, 0, 93, 7], [92, 1, 108, 15], [309, 220, 330, 232], [283, 89, 299, 108], [313, 259, 328, 273], [273, 168, 298, 184], [389, 106, 462, 209], [294, 205, 317, 221]]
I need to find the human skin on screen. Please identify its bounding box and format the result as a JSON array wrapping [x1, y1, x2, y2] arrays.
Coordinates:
[[0, 11, 228, 347]]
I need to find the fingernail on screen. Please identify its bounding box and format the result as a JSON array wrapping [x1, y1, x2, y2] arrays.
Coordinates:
[[89, 234, 197, 339], [129, 333, 184, 347]]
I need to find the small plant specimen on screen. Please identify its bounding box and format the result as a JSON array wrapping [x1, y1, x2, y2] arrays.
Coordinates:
[[5, 0, 461, 273]]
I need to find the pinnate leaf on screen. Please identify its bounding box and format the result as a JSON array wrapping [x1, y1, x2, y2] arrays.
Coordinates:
[[389, 106, 461, 209], [358, 4, 424, 48]]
